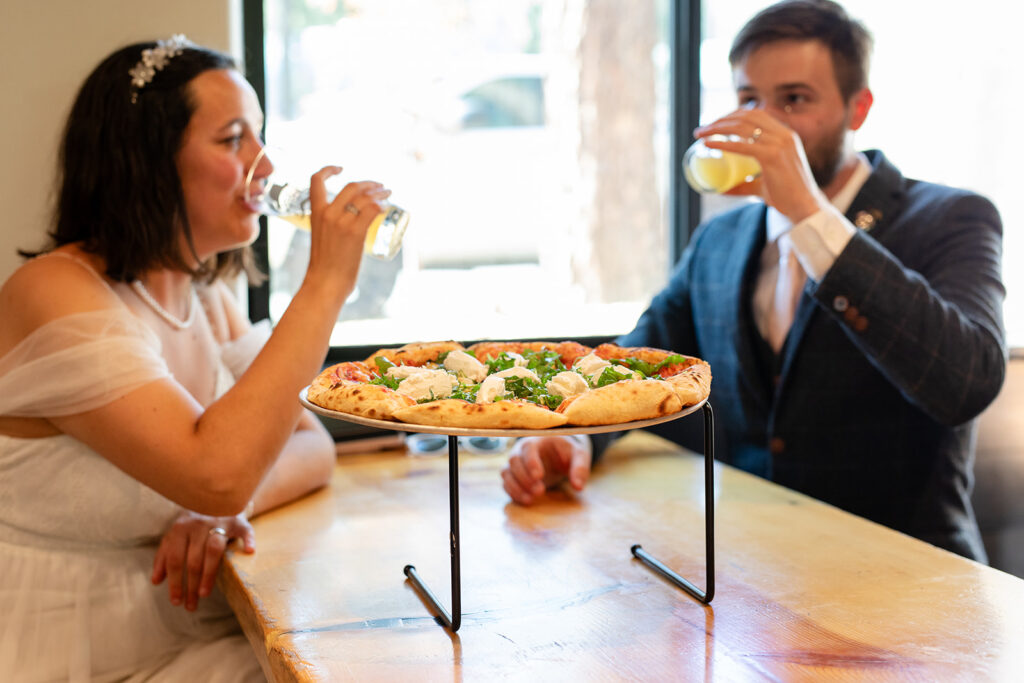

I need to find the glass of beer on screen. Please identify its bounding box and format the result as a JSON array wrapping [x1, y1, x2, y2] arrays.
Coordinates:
[[244, 146, 409, 261], [683, 135, 761, 194]]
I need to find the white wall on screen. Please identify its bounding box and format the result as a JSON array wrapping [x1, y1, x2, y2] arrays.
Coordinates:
[[0, 0, 241, 285]]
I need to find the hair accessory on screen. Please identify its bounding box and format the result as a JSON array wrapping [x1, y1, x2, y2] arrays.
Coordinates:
[[129, 34, 192, 103]]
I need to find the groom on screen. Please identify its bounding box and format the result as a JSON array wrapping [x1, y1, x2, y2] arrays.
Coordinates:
[[500, 0, 1006, 561]]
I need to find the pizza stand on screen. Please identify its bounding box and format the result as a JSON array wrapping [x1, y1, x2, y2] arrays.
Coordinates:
[[301, 389, 716, 632]]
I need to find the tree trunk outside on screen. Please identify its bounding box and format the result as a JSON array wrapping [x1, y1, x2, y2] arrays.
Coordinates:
[[573, 0, 664, 303]]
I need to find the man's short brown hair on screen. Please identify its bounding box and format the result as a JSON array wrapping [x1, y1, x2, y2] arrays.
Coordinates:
[[728, 0, 873, 101]]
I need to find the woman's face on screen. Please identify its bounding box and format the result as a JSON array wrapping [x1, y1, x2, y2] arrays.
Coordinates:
[[176, 69, 267, 262]]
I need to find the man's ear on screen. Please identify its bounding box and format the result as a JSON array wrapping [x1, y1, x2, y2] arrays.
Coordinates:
[[849, 88, 873, 131]]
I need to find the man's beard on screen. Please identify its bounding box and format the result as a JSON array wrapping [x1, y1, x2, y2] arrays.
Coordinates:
[[806, 115, 850, 189]]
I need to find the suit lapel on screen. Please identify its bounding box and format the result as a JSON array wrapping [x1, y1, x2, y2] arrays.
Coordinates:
[[844, 150, 905, 245], [776, 150, 905, 387]]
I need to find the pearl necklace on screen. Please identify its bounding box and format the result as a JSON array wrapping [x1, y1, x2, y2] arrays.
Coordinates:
[[130, 279, 197, 331]]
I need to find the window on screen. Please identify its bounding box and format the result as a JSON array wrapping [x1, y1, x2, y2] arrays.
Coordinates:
[[700, 0, 1022, 347], [459, 76, 546, 129], [252, 0, 677, 352]]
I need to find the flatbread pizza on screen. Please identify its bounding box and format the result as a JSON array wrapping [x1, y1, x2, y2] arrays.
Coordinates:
[[305, 340, 711, 429]]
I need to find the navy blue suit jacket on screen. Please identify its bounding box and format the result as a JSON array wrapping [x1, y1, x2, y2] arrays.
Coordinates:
[[610, 150, 1006, 561]]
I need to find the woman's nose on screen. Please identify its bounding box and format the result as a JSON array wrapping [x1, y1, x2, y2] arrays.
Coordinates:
[[251, 146, 274, 178]]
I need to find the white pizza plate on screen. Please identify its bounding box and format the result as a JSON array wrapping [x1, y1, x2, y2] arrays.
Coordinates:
[[300, 385, 707, 438]]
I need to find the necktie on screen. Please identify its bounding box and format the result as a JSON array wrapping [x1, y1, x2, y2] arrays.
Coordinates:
[[766, 234, 806, 353]]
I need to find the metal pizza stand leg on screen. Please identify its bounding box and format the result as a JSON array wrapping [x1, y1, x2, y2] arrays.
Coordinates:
[[403, 434, 462, 631], [630, 401, 715, 604]]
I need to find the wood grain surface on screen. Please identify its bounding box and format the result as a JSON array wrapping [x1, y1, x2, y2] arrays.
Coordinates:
[[220, 431, 1024, 681]]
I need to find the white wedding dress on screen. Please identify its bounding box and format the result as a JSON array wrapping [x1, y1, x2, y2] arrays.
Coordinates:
[[0, 258, 272, 682]]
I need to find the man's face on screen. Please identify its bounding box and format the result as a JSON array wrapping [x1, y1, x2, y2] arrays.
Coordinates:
[[732, 39, 858, 189]]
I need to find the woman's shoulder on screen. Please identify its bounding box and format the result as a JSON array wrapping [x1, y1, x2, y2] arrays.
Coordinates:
[[0, 246, 124, 349]]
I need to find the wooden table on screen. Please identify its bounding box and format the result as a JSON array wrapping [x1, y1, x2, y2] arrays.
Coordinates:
[[220, 431, 1024, 681]]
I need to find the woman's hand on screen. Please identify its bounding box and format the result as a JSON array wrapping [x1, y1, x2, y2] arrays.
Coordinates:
[[501, 436, 593, 505], [304, 167, 394, 307], [151, 510, 255, 611], [694, 108, 826, 223]]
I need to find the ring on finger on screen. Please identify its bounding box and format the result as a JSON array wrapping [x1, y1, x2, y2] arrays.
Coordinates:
[[750, 127, 763, 143], [208, 527, 228, 538], [344, 203, 360, 216]]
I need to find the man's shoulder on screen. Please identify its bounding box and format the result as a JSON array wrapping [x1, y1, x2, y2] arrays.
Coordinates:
[[896, 176, 1000, 233], [864, 149, 997, 213]]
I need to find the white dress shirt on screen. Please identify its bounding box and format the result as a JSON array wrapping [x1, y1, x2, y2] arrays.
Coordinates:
[[753, 154, 873, 347]]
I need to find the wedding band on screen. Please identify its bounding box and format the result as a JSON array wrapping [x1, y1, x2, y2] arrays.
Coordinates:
[[344, 203, 360, 216], [750, 127, 763, 142], [208, 527, 228, 538]]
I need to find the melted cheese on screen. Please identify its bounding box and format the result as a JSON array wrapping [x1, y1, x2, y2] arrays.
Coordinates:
[[491, 366, 540, 383], [476, 375, 507, 404], [388, 367, 457, 401], [546, 370, 589, 398], [507, 352, 528, 367], [573, 352, 612, 380], [442, 349, 488, 382], [386, 365, 429, 380]]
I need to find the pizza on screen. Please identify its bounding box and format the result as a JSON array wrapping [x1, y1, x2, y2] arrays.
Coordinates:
[[305, 340, 711, 430]]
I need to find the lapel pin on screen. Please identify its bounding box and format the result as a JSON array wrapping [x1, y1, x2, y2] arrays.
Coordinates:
[[853, 209, 881, 231]]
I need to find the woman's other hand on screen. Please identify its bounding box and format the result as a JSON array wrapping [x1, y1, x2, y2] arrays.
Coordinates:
[[151, 510, 255, 611]]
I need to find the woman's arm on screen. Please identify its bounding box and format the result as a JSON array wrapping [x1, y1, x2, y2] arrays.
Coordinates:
[[1, 174, 383, 516], [213, 279, 336, 516]]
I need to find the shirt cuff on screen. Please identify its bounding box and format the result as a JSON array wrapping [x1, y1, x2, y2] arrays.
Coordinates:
[[787, 205, 857, 281]]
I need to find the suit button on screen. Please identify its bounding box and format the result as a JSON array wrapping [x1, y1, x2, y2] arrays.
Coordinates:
[[843, 306, 859, 322], [833, 296, 849, 312], [769, 437, 785, 455], [854, 316, 869, 332]]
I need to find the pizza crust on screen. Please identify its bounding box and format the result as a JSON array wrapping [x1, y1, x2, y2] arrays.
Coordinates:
[[306, 381, 414, 421], [558, 379, 683, 426], [365, 340, 465, 367], [392, 399, 569, 429], [666, 361, 712, 406]]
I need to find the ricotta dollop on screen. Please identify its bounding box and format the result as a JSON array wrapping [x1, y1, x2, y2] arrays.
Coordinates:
[[442, 349, 488, 382], [386, 366, 458, 401], [573, 352, 612, 380], [545, 370, 589, 398]]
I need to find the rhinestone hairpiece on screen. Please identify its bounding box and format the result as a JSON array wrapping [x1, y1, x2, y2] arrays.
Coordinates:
[[128, 34, 192, 103]]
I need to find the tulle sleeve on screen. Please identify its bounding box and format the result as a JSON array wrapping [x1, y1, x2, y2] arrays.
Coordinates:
[[219, 318, 272, 380], [0, 309, 171, 417]]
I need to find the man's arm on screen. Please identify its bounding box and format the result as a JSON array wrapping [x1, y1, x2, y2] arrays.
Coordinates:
[[812, 190, 1006, 425]]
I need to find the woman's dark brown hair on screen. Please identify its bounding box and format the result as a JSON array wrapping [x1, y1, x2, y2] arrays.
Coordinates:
[[25, 40, 261, 284], [728, 0, 873, 102]]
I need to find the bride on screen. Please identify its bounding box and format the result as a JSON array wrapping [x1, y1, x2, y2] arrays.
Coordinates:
[[0, 36, 392, 681]]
